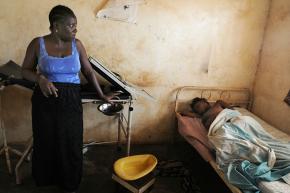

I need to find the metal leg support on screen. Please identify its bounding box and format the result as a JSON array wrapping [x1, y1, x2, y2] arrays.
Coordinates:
[[0, 91, 23, 174], [126, 102, 134, 156], [15, 137, 33, 184]]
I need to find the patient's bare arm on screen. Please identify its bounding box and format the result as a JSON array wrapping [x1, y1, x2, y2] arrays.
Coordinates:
[[215, 100, 232, 109], [180, 111, 201, 118]]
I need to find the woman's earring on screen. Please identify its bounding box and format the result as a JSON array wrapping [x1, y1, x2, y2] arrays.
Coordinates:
[[55, 29, 58, 33]]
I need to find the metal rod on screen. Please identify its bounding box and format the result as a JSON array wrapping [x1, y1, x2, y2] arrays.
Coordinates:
[[15, 138, 33, 184], [0, 90, 12, 174], [120, 112, 128, 125], [82, 99, 129, 103], [126, 99, 133, 156], [83, 140, 119, 146], [117, 112, 122, 148], [175, 86, 251, 113], [118, 117, 128, 138], [0, 89, 27, 175], [81, 97, 134, 156]]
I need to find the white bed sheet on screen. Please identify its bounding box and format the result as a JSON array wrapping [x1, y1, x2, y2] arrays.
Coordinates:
[[236, 108, 290, 142], [258, 180, 290, 193], [235, 108, 290, 193]]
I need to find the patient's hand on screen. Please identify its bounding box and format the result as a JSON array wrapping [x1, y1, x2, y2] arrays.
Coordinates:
[[180, 111, 201, 118]]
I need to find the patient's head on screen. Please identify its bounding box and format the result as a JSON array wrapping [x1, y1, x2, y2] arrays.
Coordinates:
[[191, 97, 210, 115]]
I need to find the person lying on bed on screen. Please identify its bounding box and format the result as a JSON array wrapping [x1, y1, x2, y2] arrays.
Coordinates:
[[181, 98, 290, 193], [181, 97, 232, 130]]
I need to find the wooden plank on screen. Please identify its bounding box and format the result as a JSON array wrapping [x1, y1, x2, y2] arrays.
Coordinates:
[[112, 173, 155, 193]]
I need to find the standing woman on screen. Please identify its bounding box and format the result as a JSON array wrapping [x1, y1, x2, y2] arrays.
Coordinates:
[[21, 5, 110, 193]]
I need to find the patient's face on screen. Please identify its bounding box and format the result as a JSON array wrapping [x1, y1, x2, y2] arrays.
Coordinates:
[[193, 101, 210, 115]]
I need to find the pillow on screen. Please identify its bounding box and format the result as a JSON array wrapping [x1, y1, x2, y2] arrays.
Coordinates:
[[176, 112, 214, 162]]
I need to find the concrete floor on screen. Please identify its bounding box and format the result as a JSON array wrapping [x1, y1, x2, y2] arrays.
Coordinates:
[[0, 142, 232, 193]]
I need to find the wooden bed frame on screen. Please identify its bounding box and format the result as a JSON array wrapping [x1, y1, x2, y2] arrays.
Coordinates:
[[175, 86, 252, 193]]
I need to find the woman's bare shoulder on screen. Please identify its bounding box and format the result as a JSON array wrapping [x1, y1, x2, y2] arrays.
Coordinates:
[[75, 38, 83, 46], [29, 37, 40, 47], [75, 38, 85, 51], [25, 37, 41, 56]]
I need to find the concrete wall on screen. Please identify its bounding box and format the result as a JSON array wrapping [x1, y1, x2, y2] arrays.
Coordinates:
[[0, 0, 269, 144], [252, 0, 290, 134]]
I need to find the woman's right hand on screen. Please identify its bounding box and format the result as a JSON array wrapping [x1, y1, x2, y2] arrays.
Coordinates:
[[101, 92, 121, 104], [37, 75, 58, 97], [101, 95, 113, 104]]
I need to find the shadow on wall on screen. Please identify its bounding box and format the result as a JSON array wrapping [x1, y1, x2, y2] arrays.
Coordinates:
[[131, 92, 178, 144], [284, 89, 290, 106]]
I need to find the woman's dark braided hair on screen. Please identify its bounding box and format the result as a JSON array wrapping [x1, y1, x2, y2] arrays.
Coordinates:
[[49, 5, 76, 31]]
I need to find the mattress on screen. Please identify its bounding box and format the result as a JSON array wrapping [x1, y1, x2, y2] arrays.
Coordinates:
[[235, 108, 290, 142], [177, 107, 290, 193]]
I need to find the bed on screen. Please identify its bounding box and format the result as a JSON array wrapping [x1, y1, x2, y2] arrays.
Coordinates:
[[174, 86, 290, 193]]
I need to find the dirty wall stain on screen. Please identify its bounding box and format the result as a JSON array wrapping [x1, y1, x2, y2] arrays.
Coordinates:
[[131, 71, 161, 87], [272, 4, 290, 22]]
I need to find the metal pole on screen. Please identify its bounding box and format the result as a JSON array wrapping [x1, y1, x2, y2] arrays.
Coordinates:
[[0, 90, 12, 174], [117, 111, 122, 149], [0, 88, 24, 175], [126, 100, 133, 156], [15, 138, 33, 184]]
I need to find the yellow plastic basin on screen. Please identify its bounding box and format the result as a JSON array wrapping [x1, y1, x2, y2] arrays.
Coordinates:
[[114, 154, 158, 181]]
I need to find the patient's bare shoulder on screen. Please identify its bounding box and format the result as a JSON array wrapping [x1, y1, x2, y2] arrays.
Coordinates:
[[214, 100, 231, 109], [202, 105, 224, 129]]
